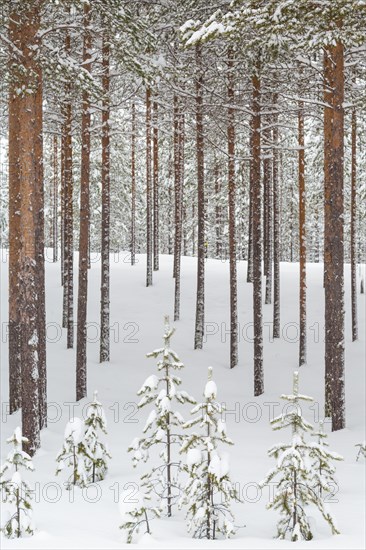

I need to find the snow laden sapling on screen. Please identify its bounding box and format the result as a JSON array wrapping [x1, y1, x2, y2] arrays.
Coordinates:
[[0, 428, 35, 538], [84, 391, 111, 483], [56, 417, 89, 488], [311, 421, 343, 498], [128, 316, 196, 517], [260, 371, 340, 541], [179, 367, 240, 539], [119, 488, 160, 544]]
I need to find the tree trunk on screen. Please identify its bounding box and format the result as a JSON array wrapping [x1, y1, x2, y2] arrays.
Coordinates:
[[18, 3, 43, 455], [214, 157, 221, 258], [251, 69, 263, 396], [328, 43, 345, 432], [146, 87, 153, 287], [8, 10, 22, 414], [351, 109, 357, 341], [153, 97, 159, 271], [76, 2, 91, 399], [194, 45, 205, 350], [100, 30, 111, 362], [174, 97, 184, 321], [298, 101, 306, 366], [131, 101, 136, 266], [272, 98, 280, 339], [227, 47, 238, 369], [52, 135, 58, 262]]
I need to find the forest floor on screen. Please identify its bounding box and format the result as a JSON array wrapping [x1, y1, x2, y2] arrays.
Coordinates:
[[1, 251, 365, 549]]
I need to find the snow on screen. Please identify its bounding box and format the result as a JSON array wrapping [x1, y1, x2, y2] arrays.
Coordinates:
[[204, 380, 217, 400], [0, 252, 365, 548], [64, 418, 84, 445], [186, 449, 201, 469]]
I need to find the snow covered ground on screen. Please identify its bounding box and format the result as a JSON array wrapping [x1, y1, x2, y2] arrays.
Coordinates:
[[1, 251, 365, 548]]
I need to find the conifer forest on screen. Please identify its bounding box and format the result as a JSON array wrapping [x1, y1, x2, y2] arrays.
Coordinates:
[[0, 0, 365, 547]]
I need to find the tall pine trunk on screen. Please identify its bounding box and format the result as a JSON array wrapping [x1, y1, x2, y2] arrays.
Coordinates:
[[272, 99, 280, 339], [18, 3, 43, 455], [227, 47, 238, 369], [174, 97, 184, 321], [351, 109, 357, 341], [76, 2, 91, 398], [251, 69, 263, 396], [146, 87, 153, 287], [131, 101, 136, 266], [194, 45, 205, 349], [52, 135, 58, 263], [153, 97, 159, 271], [100, 30, 111, 362], [298, 101, 306, 366], [8, 10, 22, 414]]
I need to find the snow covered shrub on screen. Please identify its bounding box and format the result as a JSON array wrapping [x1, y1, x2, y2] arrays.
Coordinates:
[[0, 427, 35, 538], [311, 421, 343, 498], [128, 315, 196, 516], [56, 417, 89, 488], [355, 442, 366, 461], [83, 391, 111, 483], [260, 371, 340, 541], [119, 488, 160, 543], [179, 367, 240, 539]]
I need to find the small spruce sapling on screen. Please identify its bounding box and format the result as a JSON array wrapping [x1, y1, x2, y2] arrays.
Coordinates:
[[84, 391, 111, 483], [56, 417, 88, 488], [0, 427, 35, 538], [119, 489, 160, 543], [179, 367, 239, 539], [311, 421, 343, 498], [128, 316, 196, 516], [355, 442, 366, 461], [260, 371, 340, 541]]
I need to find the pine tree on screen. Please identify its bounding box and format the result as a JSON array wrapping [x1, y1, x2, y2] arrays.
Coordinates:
[[119, 488, 160, 544], [0, 428, 35, 538], [260, 371, 340, 541], [56, 417, 89, 489], [179, 367, 239, 539], [83, 391, 111, 483], [128, 316, 195, 516]]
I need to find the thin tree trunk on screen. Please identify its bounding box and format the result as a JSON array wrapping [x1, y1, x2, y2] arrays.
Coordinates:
[[18, 4, 42, 455], [247, 180, 253, 282], [214, 157, 221, 258], [52, 135, 58, 262], [323, 47, 333, 417], [174, 98, 184, 321], [8, 10, 22, 414], [76, 2, 91, 399], [60, 126, 66, 288], [100, 30, 111, 362], [251, 69, 263, 396], [272, 98, 280, 339], [153, 97, 159, 271], [194, 45, 205, 350], [298, 101, 306, 366], [329, 43, 345, 432], [227, 47, 238, 369], [35, 48, 47, 430], [146, 87, 153, 287], [351, 109, 358, 341], [131, 101, 136, 266]]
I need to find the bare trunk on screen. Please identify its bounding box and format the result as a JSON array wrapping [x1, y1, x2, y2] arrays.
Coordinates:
[[100, 30, 111, 362], [52, 135, 58, 262], [146, 87, 153, 287], [227, 48, 238, 369], [351, 110, 357, 341], [76, 2, 91, 398], [153, 97, 159, 271], [8, 11, 22, 414], [298, 102, 306, 366], [131, 101, 136, 265], [272, 99, 280, 339], [251, 69, 263, 396], [194, 45, 205, 350]]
